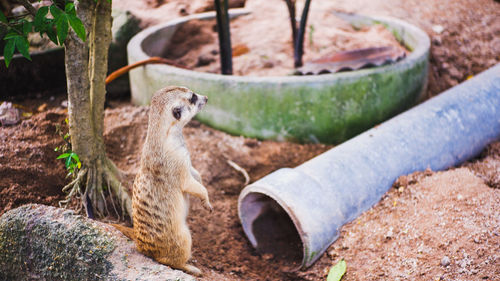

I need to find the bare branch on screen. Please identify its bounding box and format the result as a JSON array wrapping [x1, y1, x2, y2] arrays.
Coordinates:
[[0, 0, 11, 14], [0, 21, 9, 30]]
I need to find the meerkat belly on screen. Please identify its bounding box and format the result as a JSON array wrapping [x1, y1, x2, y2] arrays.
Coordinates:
[[133, 184, 188, 252]]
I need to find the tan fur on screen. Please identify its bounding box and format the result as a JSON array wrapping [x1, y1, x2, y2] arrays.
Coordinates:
[[126, 86, 211, 276], [111, 223, 135, 240]]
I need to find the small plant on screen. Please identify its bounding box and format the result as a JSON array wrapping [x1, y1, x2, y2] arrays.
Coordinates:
[[57, 151, 81, 177], [54, 118, 81, 178]]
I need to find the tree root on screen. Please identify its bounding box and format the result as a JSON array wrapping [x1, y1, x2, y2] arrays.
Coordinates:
[[59, 156, 133, 220]]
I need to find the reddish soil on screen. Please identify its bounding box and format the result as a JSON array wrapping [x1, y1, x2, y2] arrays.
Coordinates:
[[1, 102, 498, 280], [1, 0, 499, 280], [0, 108, 67, 216]]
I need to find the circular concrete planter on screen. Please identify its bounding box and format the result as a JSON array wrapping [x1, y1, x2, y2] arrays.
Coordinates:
[[127, 10, 430, 144]]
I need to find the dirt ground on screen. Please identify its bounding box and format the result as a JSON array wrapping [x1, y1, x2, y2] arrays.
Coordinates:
[[1, 0, 500, 280]]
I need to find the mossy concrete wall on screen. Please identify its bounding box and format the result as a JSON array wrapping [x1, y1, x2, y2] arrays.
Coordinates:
[[0, 204, 194, 281]]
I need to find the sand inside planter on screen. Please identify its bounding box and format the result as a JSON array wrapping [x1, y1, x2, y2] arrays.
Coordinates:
[[162, 0, 408, 76]]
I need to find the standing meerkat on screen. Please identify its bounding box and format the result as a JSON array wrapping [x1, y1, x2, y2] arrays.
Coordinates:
[[115, 86, 212, 276]]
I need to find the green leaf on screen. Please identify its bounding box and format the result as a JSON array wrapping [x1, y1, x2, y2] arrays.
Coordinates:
[[65, 154, 72, 168], [0, 11, 7, 23], [57, 153, 71, 159], [55, 14, 68, 45], [23, 21, 33, 36], [3, 38, 15, 67], [45, 25, 58, 44], [34, 6, 49, 31], [49, 5, 63, 19], [327, 259, 347, 281], [70, 153, 80, 163], [15, 36, 31, 61], [67, 14, 85, 41], [65, 3, 75, 14], [4, 32, 20, 40]]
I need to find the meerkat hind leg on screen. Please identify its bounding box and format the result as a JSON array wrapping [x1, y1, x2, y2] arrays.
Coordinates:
[[183, 178, 212, 211]]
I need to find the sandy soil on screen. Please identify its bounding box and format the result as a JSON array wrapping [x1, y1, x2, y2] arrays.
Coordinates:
[[301, 165, 500, 280], [1, 0, 499, 280]]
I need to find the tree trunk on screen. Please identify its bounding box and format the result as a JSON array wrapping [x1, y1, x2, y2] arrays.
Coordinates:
[[64, 0, 132, 218]]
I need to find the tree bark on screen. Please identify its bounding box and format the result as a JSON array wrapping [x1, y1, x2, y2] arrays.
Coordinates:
[[66, 0, 94, 164], [64, 0, 132, 218]]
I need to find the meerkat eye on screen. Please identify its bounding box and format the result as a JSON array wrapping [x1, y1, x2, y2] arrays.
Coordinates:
[[172, 107, 182, 120], [189, 93, 197, 104]]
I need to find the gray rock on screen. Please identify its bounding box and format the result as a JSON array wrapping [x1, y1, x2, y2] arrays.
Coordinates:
[[0, 102, 21, 126], [0, 204, 195, 281], [441, 256, 451, 267]]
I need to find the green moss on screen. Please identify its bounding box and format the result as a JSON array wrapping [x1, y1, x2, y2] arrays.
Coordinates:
[[193, 57, 427, 144], [0, 204, 116, 281]]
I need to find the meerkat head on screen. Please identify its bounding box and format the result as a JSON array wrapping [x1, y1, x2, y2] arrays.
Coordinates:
[[150, 86, 208, 130]]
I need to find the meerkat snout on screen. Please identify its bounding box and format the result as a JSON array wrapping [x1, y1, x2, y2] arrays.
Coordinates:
[[191, 92, 208, 111]]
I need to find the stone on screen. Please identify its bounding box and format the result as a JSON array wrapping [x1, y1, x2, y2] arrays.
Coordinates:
[[432, 25, 445, 34], [441, 256, 451, 267], [0, 102, 21, 126], [0, 204, 194, 281]]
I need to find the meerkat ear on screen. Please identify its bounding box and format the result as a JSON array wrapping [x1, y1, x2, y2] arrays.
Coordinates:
[[172, 107, 182, 120], [189, 93, 198, 104]]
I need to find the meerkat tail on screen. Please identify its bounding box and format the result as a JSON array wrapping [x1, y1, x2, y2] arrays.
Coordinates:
[[180, 264, 202, 276], [155, 257, 202, 276], [111, 223, 136, 240]]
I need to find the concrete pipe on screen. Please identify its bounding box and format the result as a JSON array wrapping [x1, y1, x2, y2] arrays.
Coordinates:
[[238, 64, 500, 269]]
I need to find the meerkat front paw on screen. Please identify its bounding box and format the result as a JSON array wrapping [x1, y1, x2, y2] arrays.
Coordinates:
[[203, 199, 213, 212]]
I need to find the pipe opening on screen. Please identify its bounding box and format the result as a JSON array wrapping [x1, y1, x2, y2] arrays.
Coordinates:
[[240, 192, 303, 267]]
